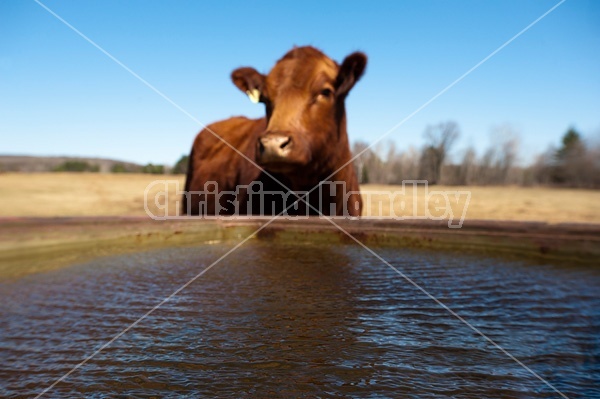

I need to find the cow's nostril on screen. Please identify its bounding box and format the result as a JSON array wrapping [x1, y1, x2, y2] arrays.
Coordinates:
[[259, 134, 292, 161], [280, 137, 291, 150]]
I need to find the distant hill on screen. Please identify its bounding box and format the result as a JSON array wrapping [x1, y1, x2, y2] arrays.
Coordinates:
[[0, 155, 144, 173]]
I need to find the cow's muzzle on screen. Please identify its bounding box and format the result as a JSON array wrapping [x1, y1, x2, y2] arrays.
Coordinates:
[[257, 133, 293, 165]]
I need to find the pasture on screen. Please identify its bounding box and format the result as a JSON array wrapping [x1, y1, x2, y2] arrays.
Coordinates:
[[0, 172, 598, 223]]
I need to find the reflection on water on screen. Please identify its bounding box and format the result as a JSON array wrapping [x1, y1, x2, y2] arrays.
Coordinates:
[[1, 241, 599, 398]]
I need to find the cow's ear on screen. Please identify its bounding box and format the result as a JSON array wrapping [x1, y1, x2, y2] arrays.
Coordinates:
[[231, 67, 266, 103], [335, 52, 367, 97]]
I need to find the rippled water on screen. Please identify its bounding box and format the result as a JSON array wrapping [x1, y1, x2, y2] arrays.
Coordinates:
[[1, 241, 599, 398]]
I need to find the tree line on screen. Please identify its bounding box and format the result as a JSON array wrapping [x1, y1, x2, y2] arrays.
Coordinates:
[[353, 122, 600, 188], [50, 159, 188, 174], [48, 122, 599, 188]]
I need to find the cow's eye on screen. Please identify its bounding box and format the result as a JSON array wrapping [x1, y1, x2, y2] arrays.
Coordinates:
[[319, 88, 333, 99]]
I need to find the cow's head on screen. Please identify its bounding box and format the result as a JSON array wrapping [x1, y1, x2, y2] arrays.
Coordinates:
[[231, 46, 367, 179]]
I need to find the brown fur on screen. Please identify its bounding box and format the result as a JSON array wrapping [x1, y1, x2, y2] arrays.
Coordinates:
[[182, 46, 367, 216]]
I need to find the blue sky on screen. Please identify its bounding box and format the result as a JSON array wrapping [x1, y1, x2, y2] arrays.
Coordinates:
[[1, 0, 599, 165]]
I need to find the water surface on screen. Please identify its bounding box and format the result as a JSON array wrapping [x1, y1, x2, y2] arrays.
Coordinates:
[[1, 241, 599, 398]]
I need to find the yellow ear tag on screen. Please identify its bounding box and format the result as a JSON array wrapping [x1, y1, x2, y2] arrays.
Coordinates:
[[246, 89, 260, 104]]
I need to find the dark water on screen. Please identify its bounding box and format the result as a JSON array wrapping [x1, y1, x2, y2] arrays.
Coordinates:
[[1, 241, 599, 398]]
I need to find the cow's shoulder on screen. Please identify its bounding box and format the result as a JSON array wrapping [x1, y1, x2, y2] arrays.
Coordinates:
[[193, 116, 265, 157], [190, 116, 266, 192]]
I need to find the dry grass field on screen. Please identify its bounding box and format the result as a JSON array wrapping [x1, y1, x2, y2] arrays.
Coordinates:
[[0, 173, 599, 223], [360, 184, 600, 224], [0, 173, 179, 217]]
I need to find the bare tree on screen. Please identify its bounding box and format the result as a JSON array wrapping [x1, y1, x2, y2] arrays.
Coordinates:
[[353, 140, 422, 185], [352, 141, 370, 184], [530, 147, 555, 185], [402, 146, 421, 180], [457, 146, 477, 185], [491, 125, 520, 184], [421, 121, 460, 184]]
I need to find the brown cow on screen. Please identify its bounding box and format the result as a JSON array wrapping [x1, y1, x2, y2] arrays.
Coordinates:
[[182, 46, 366, 217]]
